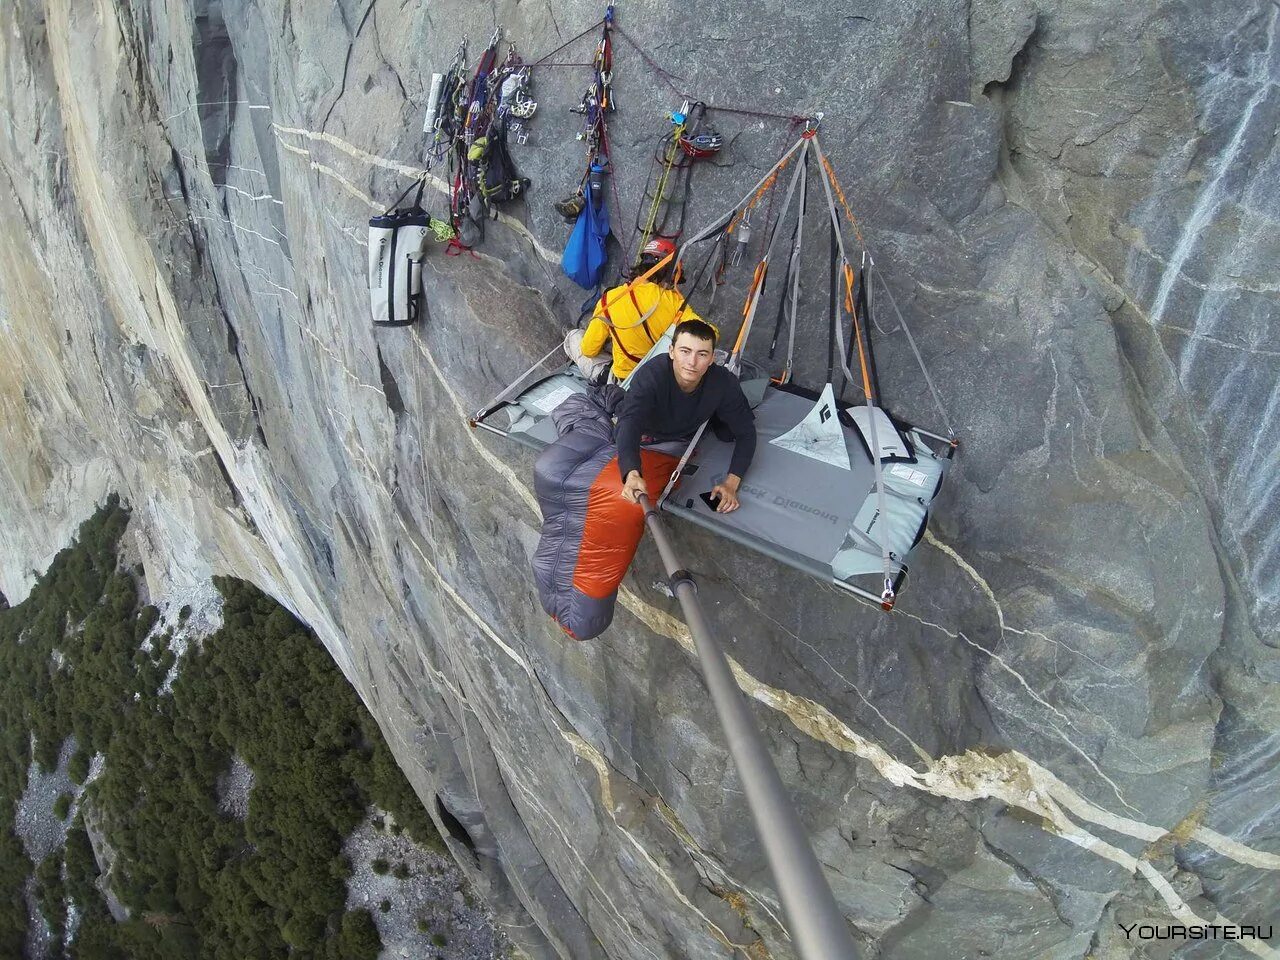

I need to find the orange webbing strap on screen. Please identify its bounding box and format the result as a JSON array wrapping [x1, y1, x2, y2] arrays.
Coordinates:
[[732, 261, 767, 355], [594, 251, 676, 329], [845, 262, 874, 404], [718, 145, 800, 246], [633, 249, 674, 284], [732, 150, 797, 235], [727, 143, 810, 366], [819, 153, 864, 248], [743, 262, 767, 318], [670, 290, 693, 326]]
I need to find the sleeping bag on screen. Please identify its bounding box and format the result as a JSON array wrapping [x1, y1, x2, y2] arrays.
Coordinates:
[[532, 386, 678, 640]]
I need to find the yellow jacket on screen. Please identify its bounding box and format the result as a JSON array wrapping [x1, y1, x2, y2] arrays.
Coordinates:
[[581, 281, 702, 378]]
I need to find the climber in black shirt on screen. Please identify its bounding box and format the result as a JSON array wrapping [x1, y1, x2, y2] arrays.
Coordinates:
[[616, 319, 756, 513]]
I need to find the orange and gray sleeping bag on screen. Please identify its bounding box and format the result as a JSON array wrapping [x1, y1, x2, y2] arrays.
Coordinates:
[[533, 388, 678, 640]]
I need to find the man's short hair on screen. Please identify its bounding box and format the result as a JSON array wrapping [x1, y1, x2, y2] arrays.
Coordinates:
[[672, 318, 717, 349]]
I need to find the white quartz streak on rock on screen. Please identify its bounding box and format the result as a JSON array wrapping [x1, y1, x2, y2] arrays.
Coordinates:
[[44, 0, 356, 684], [275, 139, 382, 209], [921, 530, 1141, 813], [407, 332, 541, 516], [270, 125, 561, 264], [1190, 826, 1280, 871], [919, 531, 1280, 872], [1148, 6, 1279, 362]]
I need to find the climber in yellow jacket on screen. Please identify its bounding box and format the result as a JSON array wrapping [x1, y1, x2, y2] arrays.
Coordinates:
[[564, 238, 704, 382]]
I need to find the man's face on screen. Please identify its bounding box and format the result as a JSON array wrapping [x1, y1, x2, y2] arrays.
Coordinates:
[[669, 332, 715, 388]]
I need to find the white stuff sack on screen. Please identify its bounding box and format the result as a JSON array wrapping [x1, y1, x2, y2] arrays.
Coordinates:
[[368, 180, 431, 326]]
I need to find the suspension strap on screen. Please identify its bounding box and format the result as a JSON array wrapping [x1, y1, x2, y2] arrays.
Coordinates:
[[656, 419, 710, 508], [827, 210, 838, 389], [811, 134, 895, 606], [779, 150, 808, 381], [871, 264, 955, 439], [729, 139, 809, 368], [470, 342, 567, 425], [856, 259, 883, 401]]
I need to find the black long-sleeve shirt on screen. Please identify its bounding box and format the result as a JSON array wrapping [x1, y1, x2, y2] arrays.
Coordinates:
[[615, 358, 756, 480]]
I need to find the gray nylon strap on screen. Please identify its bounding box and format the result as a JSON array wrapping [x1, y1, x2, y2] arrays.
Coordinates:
[[871, 264, 955, 439], [472, 342, 566, 421], [731, 141, 810, 375], [657, 419, 710, 506], [811, 134, 893, 595], [782, 154, 807, 377]]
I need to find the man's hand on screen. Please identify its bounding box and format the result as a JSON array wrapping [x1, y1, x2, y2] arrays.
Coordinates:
[[709, 474, 742, 513], [621, 470, 647, 505]]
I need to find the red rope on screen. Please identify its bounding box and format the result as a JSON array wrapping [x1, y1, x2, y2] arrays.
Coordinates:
[[598, 118, 633, 268], [612, 26, 686, 98], [528, 18, 605, 67], [612, 24, 810, 128]]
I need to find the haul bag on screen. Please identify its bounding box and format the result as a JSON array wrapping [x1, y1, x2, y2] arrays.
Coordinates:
[[368, 179, 434, 327]]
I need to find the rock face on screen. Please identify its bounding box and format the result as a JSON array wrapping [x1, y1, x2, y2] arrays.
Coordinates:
[[1, 0, 1277, 957]]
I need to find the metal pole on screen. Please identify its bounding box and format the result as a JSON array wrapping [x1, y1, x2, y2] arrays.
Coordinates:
[[639, 496, 860, 960]]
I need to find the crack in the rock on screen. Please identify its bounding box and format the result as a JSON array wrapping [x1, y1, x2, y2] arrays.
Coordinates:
[[322, 41, 356, 133], [979, 832, 1075, 928], [917, 531, 1144, 813]]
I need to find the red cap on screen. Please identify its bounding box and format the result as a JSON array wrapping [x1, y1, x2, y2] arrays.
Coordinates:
[[641, 237, 676, 260]]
